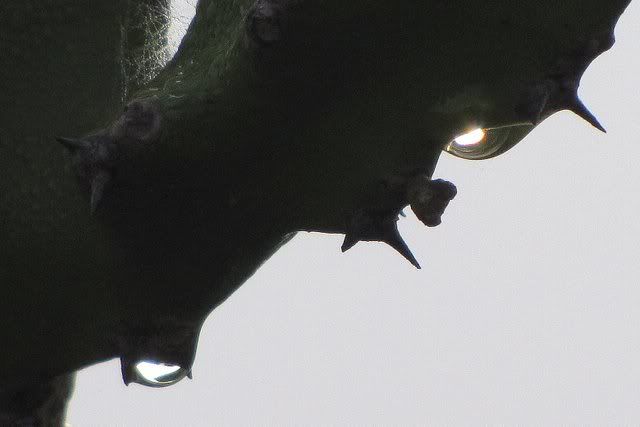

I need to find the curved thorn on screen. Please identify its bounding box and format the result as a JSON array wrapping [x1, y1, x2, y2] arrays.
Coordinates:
[[187, 371, 193, 380], [569, 97, 606, 133]]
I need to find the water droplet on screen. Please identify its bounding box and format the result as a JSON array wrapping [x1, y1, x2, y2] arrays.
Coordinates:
[[134, 360, 190, 387], [444, 125, 532, 160]]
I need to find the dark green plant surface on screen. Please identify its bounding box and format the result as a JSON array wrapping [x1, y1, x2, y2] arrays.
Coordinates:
[[0, 0, 632, 423]]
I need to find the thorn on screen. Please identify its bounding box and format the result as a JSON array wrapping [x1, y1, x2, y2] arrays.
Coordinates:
[[341, 210, 421, 269], [399, 210, 407, 217], [341, 233, 359, 252], [568, 96, 606, 133], [89, 170, 111, 214], [55, 136, 89, 152], [382, 228, 421, 269], [187, 371, 193, 380], [341, 210, 374, 253]]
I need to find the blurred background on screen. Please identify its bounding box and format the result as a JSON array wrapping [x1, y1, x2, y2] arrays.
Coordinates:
[[68, 1, 640, 424]]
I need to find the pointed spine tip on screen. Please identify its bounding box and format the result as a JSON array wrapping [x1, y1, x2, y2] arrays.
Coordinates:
[[384, 231, 421, 270], [407, 256, 421, 270], [341, 234, 358, 252], [569, 97, 606, 133]]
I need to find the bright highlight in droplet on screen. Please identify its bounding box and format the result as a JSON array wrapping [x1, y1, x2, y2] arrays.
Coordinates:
[[453, 128, 486, 146], [135, 361, 182, 385]]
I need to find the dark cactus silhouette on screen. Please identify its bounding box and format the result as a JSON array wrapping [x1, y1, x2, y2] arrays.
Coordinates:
[[0, 0, 633, 423]]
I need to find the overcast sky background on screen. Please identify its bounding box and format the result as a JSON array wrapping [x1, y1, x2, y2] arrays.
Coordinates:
[[68, 1, 640, 425]]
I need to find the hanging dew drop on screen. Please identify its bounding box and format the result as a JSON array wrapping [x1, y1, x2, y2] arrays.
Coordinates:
[[133, 361, 191, 387], [444, 124, 532, 160]]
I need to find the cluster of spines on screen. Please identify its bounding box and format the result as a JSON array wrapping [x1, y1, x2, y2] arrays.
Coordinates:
[[341, 177, 458, 269]]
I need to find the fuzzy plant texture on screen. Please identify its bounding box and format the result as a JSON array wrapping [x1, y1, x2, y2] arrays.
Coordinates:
[[0, 0, 633, 424]]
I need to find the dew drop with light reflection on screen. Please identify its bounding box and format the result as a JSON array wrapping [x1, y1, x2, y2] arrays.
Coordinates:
[[453, 128, 485, 146], [133, 361, 190, 387]]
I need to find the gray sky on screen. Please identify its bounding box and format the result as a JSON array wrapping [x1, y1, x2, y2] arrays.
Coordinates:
[[68, 2, 640, 425]]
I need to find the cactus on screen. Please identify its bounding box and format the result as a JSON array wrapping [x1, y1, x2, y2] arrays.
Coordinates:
[[0, 0, 633, 423]]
